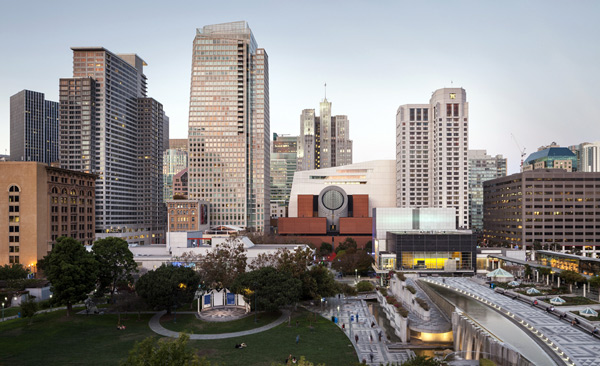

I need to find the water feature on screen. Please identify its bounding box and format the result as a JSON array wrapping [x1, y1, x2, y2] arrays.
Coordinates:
[[430, 283, 559, 366]]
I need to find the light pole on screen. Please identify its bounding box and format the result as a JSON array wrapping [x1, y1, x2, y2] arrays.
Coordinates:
[[1, 302, 4, 321], [254, 287, 257, 323], [355, 269, 358, 281], [49, 294, 53, 312]]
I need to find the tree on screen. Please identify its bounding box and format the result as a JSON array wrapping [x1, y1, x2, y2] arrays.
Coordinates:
[[559, 270, 585, 293], [249, 247, 314, 279], [232, 267, 302, 312], [123, 334, 212, 366], [0, 264, 29, 280], [135, 264, 201, 314], [300, 265, 337, 301], [364, 241, 373, 253], [589, 276, 600, 302], [318, 242, 332, 257], [335, 237, 357, 254], [200, 239, 247, 289], [93, 237, 138, 299], [20, 299, 39, 324], [524, 264, 532, 280], [43, 236, 99, 316], [332, 250, 374, 275], [532, 241, 542, 251], [336, 282, 357, 297]]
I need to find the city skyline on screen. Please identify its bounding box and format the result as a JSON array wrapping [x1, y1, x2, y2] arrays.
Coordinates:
[[1, 1, 600, 175]]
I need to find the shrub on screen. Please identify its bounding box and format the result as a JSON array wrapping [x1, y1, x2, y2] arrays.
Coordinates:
[[356, 281, 374, 292], [379, 287, 388, 296], [396, 305, 408, 318], [416, 298, 430, 311], [406, 285, 416, 294], [396, 272, 406, 281], [20, 299, 38, 322]]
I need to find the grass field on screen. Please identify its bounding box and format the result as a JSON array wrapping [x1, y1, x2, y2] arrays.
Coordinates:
[[160, 311, 281, 334], [0, 308, 357, 366]]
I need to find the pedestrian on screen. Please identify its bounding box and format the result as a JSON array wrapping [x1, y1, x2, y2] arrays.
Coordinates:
[[355, 334, 359, 343], [378, 331, 382, 342], [370, 334, 373, 343], [370, 352, 374, 362], [296, 334, 300, 344], [296, 320, 299, 327], [356, 313, 359, 322], [342, 323, 345, 330], [371, 321, 375, 328]]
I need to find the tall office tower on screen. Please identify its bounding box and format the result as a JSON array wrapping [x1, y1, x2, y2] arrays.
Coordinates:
[[163, 139, 188, 201], [270, 133, 298, 216], [467, 150, 507, 232], [10, 90, 59, 164], [570, 142, 600, 172], [396, 88, 469, 229], [60, 47, 167, 245], [187, 21, 270, 231], [297, 97, 352, 171]]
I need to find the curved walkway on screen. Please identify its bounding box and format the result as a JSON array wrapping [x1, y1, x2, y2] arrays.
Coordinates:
[[148, 310, 290, 340]]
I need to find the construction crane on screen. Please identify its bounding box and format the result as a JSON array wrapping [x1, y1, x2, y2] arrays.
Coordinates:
[[511, 133, 527, 170]]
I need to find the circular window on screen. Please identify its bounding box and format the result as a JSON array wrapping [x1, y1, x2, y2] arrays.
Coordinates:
[[322, 190, 344, 210]]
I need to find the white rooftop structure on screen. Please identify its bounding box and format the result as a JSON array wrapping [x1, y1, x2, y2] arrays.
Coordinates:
[[287, 160, 396, 218]]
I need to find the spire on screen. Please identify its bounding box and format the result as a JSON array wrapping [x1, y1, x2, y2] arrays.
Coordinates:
[[324, 82, 327, 100]]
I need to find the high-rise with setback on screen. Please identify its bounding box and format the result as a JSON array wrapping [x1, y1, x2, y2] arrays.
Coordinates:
[[297, 96, 352, 171], [59, 47, 166, 245], [396, 88, 469, 229], [10, 90, 59, 164], [187, 22, 270, 231]]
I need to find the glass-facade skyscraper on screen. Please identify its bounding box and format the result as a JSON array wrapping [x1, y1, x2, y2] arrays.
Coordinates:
[[270, 133, 297, 216], [467, 150, 507, 232], [10, 90, 59, 164], [187, 21, 270, 231]]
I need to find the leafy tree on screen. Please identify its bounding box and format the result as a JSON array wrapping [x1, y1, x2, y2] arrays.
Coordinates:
[[249, 247, 314, 279], [232, 267, 302, 312], [20, 299, 38, 324], [537, 267, 552, 285], [123, 334, 212, 366], [559, 270, 585, 293], [524, 264, 532, 280], [336, 282, 357, 297], [0, 264, 29, 280], [364, 241, 373, 253], [93, 237, 138, 299], [335, 237, 357, 254], [318, 242, 332, 256], [589, 276, 600, 302], [300, 265, 337, 300], [532, 241, 542, 251], [200, 239, 247, 289], [43, 236, 99, 316], [332, 250, 374, 275], [135, 264, 201, 314], [356, 280, 374, 292]]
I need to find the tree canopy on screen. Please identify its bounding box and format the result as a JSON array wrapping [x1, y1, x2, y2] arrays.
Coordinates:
[[332, 249, 374, 275], [135, 264, 201, 314], [300, 265, 337, 301], [200, 239, 247, 289], [335, 237, 357, 254], [0, 263, 29, 280], [249, 247, 314, 279], [123, 334, 212, 366], [93, 237, 138, 298], [232, 266, 302, 312], [43, 236, 99, 316]]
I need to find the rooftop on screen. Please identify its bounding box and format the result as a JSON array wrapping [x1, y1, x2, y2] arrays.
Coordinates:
[[524, 147, 576, 164]]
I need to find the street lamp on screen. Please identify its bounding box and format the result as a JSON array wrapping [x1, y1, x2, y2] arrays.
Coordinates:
[[1, 302, 4, 321], [355, 269, 358, 281], [49, 294, 53, 312]]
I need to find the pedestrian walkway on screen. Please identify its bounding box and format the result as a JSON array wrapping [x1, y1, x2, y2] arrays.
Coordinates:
[[426, 277, 600, 366], [405, 278, 451, 333], [316, 297, 413, 366], [148, 310, 290, 340]]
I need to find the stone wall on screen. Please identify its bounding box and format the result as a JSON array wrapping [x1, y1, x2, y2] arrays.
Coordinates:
[[389, 275, 431, 321], [376, 291, 409, 343]]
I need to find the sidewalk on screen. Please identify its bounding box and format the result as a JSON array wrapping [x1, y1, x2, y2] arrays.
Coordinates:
[[318, 297, 413, 366]]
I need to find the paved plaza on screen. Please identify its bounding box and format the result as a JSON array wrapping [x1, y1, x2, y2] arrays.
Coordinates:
[[426, 277, 600, 366]]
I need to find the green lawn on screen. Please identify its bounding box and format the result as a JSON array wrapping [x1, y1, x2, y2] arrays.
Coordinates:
[[572, 311, 600, 321], [0, 308, 357, 366], [554, 296, 599, 306], [160, 311, 281, 334]]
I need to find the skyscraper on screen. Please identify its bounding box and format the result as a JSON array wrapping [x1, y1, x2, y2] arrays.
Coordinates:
[[570, 142, 600, 172], [467, 150, 507, 232], [10, 90, 59, 164], [270, 133, 297, 216], [396, 88, 469, 229], [60, 47, 166, 245], [187, 21, 270, 231], [163, 139, 188, 201], [297, 96, 352, 171]]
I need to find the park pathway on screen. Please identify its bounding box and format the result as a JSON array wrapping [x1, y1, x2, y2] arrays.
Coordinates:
[[148, 309, 289, 340]]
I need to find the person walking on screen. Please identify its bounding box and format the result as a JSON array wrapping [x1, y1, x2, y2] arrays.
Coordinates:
[[296, 334, 300, 344], [370, 334, 373, 343], [378, 331, 382, 342], [355, 334, 359, 343], [369, 352, 374, 362]]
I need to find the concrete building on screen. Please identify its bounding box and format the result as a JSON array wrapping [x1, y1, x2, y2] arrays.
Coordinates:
[[468, 150, 507, 232], [396, 88, 469, 229], [166, 199, 209, 233], [187, 21, 270, 231], [0, 162, 95, 268], [59, 47, 167, 245], [570, 142, 600, 172], [270, 133, 297, 217], [163, 139, 188, 201], [10, 90, 59, 164], [483, 170, 600, 257], [280, 160, 395, 247], [523, 147, 577, 172], [297, 96, 352, 171]]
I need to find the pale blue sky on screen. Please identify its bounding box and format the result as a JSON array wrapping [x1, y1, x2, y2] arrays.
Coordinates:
[[1, 0, 599, 174]]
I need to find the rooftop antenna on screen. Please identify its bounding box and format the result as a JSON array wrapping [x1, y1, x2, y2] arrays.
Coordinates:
[[324, 82, 327, 99]]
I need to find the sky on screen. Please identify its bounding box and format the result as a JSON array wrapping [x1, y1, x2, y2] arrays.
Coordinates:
[[1, 0, 599, 174]]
